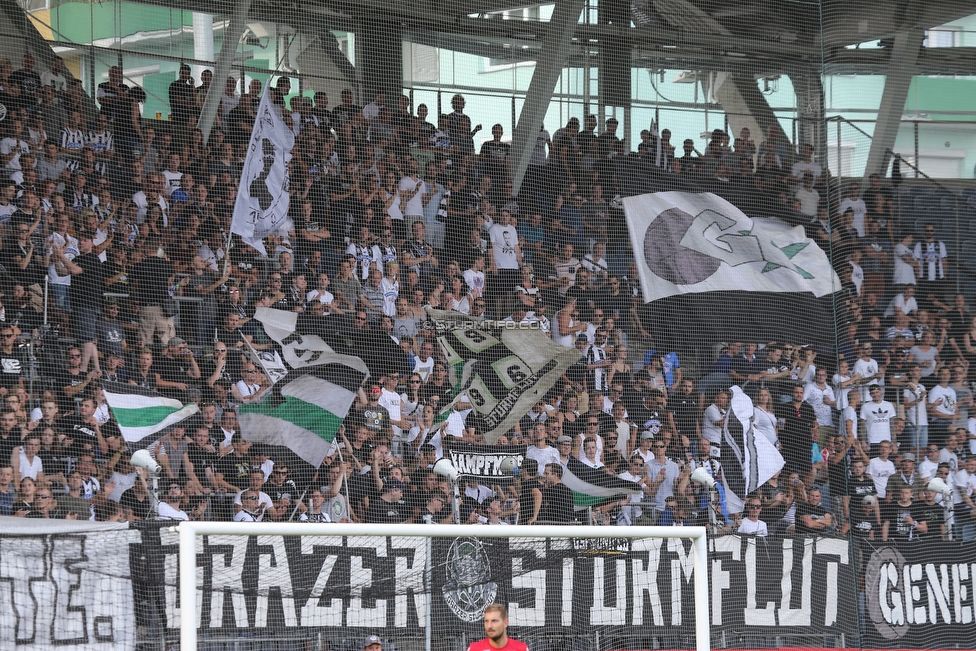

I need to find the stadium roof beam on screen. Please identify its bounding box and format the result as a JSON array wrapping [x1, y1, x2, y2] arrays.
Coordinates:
[[509, 0, 584, 196], [863, 28, 925, 179]]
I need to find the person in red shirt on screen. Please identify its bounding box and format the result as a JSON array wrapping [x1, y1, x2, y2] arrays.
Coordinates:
[[469, 604, 527, 651]]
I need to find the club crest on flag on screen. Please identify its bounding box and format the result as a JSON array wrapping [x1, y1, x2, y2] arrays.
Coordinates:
[[231, 88, 295, 255], [624, 191, 839, 301]]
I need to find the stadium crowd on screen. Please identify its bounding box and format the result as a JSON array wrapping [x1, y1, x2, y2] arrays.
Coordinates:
[[0, 54, 974, 541]]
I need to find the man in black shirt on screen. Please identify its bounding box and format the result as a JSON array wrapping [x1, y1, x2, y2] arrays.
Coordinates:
[[130, 247, 176, 347], [0, 325, 25, 396], [671, 379, 701, 444], [538, 463, 574, 524], [365, 479, 409, 524], [913, 489, 945, 539], [882, 486, 928, 542], [214, 434, 253, 492], [778, 385, 817, 483], [63, 233, 105, 373], [795, 486, 834, 535]]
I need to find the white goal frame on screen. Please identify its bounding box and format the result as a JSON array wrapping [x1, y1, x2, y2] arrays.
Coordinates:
[[176, 523, 709, 651]]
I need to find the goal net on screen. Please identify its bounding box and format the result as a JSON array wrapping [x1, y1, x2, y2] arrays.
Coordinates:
[[173, 523, 709, 651]]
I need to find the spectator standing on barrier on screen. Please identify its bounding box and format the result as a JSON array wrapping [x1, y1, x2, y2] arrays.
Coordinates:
[[131, 244, 176, 347]]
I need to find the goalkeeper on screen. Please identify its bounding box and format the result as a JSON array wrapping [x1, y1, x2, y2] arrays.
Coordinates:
[[468, 604, 527, 651]]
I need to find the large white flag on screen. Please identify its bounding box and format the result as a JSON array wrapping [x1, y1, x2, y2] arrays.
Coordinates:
[[624, 191, 840, 302], [230, 88, 294, 255]]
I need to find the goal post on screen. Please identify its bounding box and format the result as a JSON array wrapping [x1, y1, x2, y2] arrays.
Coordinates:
[[176, 522, 709, 651]]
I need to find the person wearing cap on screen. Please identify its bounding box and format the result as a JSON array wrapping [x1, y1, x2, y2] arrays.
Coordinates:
[[365, 477, 408, 523], [887, 451, 920, 498], [554, 435, 573, 467], [359, 383, 392, 438], [363, 634, 383, 651]]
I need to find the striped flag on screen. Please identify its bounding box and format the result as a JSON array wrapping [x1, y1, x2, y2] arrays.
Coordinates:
[[720, 385, 784, 513], [563, 456, 640, 507], [237, 354, 369, 467], [101, 382, 200, 447]]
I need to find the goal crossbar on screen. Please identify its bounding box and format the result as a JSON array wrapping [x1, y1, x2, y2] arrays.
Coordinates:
[[176, 523, 709, 651]]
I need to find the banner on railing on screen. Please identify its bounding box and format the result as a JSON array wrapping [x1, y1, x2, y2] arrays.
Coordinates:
[[0, 518, 140, 650], [862, 539, 976, 647], [152, 530, 857, 637], [8, 518, 976, 650]]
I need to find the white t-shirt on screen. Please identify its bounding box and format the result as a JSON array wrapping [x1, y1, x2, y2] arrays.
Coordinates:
[[893, 243, 917, 285], [462, 269, 486, 296], [867, 457, 896, 498], [951, 468, 976, 506], [833, 373, 853, 410], [968, 417, 976, 456], [803, 383, 835, 427], [488, 223, 520, 270], [702, 404, 726, 444], [46, 232, 79, 286], [852, 357, 880, 401], [842, 405, 859, 439], [860, 400, 896, 444], [397, 176, 426, 217], [233, 490, 273, 521], [379, 388, 403, 440], [737, 518, 769, 536], [161, 170, 183, 196], [929, 385, 957, 420], [904, 386, 928, 427], [158, 502, 189, 521], [526, 444, 561, 475]]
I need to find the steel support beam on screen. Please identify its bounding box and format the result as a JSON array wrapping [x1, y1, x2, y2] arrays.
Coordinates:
[[198, 0, 251, 146], [863, 29, 924, 179], [510, 0, 585, 196]]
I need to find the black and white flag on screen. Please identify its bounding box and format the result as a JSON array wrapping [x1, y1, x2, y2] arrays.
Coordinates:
[[721, 385, 784, 513], [231, 88, 294, 255]]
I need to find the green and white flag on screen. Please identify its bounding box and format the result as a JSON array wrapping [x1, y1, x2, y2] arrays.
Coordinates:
[[101, 382, 200, 447], [237, 354, 369, 467]]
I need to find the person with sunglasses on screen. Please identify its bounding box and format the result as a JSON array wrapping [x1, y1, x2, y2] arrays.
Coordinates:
[[645, 437, 681, 514], [737, 496, 769, 536], [0, 326, 25, 397]]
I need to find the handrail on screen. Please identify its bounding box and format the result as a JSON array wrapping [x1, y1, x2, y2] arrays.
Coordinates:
[[885, 148, 959, 196], [825, 115, 875, 140]]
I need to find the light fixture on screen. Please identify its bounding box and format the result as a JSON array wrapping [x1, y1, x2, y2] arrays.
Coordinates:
[[927, 477, 953, 497], [131, 449, 161, 473], [690, 467, 716, 489]]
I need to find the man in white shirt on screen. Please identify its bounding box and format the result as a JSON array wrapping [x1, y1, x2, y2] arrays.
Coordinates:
[[737, 496, 769, 536], [233, 469, 275, 521], [852, 344, 881, 402], [525, 423, 560, 475], [791, 144, 822, 182], [860, 385, 896, 452], [486, 210, 522, 316], [928, 367, 957, 444], [398, 158, 427, 226], [379, 372, 411, 451], [645, 439, 680, 511], [157, 482, 189, 521], [804, 368, 836, 441], [918, 444, 941, 482], [867, 441, 897, 499], [838, 182, 867, 237], [951, 456, 976, 541], [579, 437, 604, 469]]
